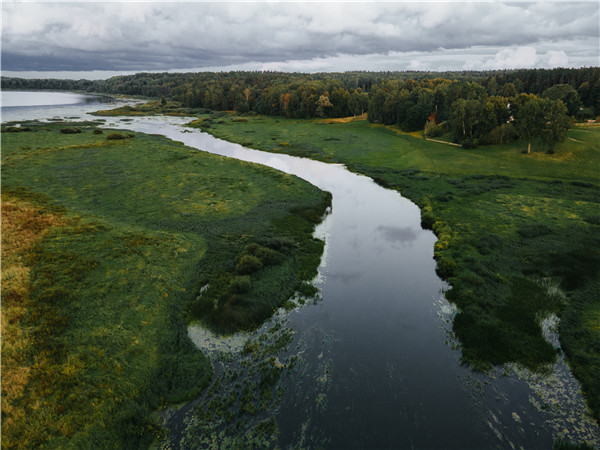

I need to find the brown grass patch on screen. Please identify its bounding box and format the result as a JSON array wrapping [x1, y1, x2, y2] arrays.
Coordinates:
[[1, 195, 65, 442], [316, 113, 368, 124]]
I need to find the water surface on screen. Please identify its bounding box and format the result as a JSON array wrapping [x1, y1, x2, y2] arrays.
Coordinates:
[[1, 90, 129, 122]]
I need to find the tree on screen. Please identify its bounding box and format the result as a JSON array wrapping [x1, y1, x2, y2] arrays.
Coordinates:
[[449, 98, 484, 143], [542, 84, 582, 117], [539, 98, 570, 152], [400, 87, 435, 132], [348, 89, 368, 116], [515, 97, 544, 154], [329, 87, 350, 117], [515, 97, 570, 153], [315, 93, 333, 117]]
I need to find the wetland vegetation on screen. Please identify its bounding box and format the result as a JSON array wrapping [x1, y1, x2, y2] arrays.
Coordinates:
[[2, 66, 599, 447], [1, 120, 329, 447], [187, 112, 600, 423]]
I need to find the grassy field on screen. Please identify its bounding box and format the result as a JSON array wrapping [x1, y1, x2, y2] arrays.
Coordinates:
[[192, 113, 600, 421], [1, 121, 329, 447]]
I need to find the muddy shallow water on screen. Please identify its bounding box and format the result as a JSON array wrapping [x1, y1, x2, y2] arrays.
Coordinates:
[[3, 95, 598, 448]]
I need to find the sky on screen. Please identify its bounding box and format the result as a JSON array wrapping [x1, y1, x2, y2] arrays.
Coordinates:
[[1, 1, 599, 79]]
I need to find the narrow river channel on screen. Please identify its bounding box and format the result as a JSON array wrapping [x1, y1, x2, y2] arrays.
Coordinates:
[[3, 93, 598, 449], [114, 116, 558, 449]]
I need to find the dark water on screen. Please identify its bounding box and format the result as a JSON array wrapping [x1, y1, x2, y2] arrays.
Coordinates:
[[3, 96, 598, 449]]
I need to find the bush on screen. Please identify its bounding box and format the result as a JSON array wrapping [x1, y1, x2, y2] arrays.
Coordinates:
[[487, 123, 517, 144], [236, 254, 262, 274], [297, 281, 318, 297], [93, 129, 103, 135], [421, 211, 435, 230], [461, 138, 478, 149], [107, 133, 127, 140], [424, 120, 445, 138], [517, 224, 553, 238], [571, 181, 594, 188], [60, 127, 81, 134], [229, 276, 251, 294], [244, 243, 282, 265], [5, 126, 32, 132]]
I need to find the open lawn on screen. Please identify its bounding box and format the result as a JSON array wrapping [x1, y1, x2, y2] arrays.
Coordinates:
[[195, 113, 600, 421], [1, 121, 329, 447]]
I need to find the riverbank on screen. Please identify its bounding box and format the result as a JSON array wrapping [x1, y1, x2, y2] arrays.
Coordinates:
[[188, 112, 600, 423], [1, 120, 330, 447]]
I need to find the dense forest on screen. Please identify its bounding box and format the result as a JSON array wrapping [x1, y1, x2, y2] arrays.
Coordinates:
[[3, 67, 599, 148]]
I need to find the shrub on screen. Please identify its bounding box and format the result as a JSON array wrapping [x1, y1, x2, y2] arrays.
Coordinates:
[[487, 123, 517, 144], [421, 211, 435, 230], [424, 120, 445, 138], [297, 282, 318, 298], [571, 181, 594, 188], [93, 129, 103, 135], [60, 127, 81, 134], [5, 126, 32, 132], [517, 224, 553, 238], [461, 138, 478, 149], [474, 233, 504, 255], [229, 276, 251, 294], [236, 254, 262, 274], [107, 133, 127, 140], [244, 243, 282, 266]]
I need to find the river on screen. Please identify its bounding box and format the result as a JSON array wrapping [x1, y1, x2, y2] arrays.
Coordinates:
[[3, 92, 598, 449]]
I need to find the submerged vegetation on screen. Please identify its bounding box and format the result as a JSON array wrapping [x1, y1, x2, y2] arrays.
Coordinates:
[[1, 120, 329, 447], [188, 112, 600, 421]]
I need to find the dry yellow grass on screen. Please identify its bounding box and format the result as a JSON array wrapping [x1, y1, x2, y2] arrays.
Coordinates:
[[316, 113, 368, 124], [1, 196, 65, 437]]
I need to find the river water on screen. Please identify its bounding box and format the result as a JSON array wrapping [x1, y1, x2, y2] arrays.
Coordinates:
[[3, 92, 598, 449]]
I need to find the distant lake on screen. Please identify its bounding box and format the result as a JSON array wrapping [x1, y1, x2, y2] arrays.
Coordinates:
[[1, 91, 130, 121]]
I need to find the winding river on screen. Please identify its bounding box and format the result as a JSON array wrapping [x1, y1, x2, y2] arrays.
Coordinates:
[[3, 92, 598, 448]]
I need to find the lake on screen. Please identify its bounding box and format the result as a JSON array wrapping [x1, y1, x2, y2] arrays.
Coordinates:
[[3, 92, 598, 449], [1, 90, 130, 121]]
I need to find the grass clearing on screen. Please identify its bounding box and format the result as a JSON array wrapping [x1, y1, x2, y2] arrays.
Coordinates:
[[1, 120, 329, 447], [195, 114, 600, 421]]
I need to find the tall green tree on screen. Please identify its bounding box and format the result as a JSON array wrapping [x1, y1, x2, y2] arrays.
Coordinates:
[[515, 96, 570, 153], [539, 98, 571, 152], [515, 96, 544, 154], [449, 98, 484, 143], [315, 93, 333, 117], [542, 84, 582, 116]]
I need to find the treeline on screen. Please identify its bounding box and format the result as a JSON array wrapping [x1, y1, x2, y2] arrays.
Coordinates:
[[368, 78, 582, 149], [2, 67, 599, 145]]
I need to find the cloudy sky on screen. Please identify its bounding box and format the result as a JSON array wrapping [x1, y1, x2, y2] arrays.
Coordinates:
[[2, 1, 599, 79]]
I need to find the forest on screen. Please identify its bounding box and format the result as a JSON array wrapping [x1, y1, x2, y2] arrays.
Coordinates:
[[2, 67, 599, 149]]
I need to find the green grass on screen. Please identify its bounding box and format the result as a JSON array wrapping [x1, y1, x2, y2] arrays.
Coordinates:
[[1, 121, 329, 447], [194, 113, 600, 421]]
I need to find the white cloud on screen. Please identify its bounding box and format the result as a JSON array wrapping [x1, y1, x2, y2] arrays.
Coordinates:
[[545, 50, 570, 68], [1, 2, 598, 72], [482, 46, 538, 70]]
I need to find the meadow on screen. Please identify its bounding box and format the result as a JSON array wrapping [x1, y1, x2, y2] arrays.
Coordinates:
[[192, 113, 600, 421], [1, 120, 329, 447]]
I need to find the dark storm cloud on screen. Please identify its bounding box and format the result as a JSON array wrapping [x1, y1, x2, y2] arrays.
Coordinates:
[[2, 1, 598, 73]]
